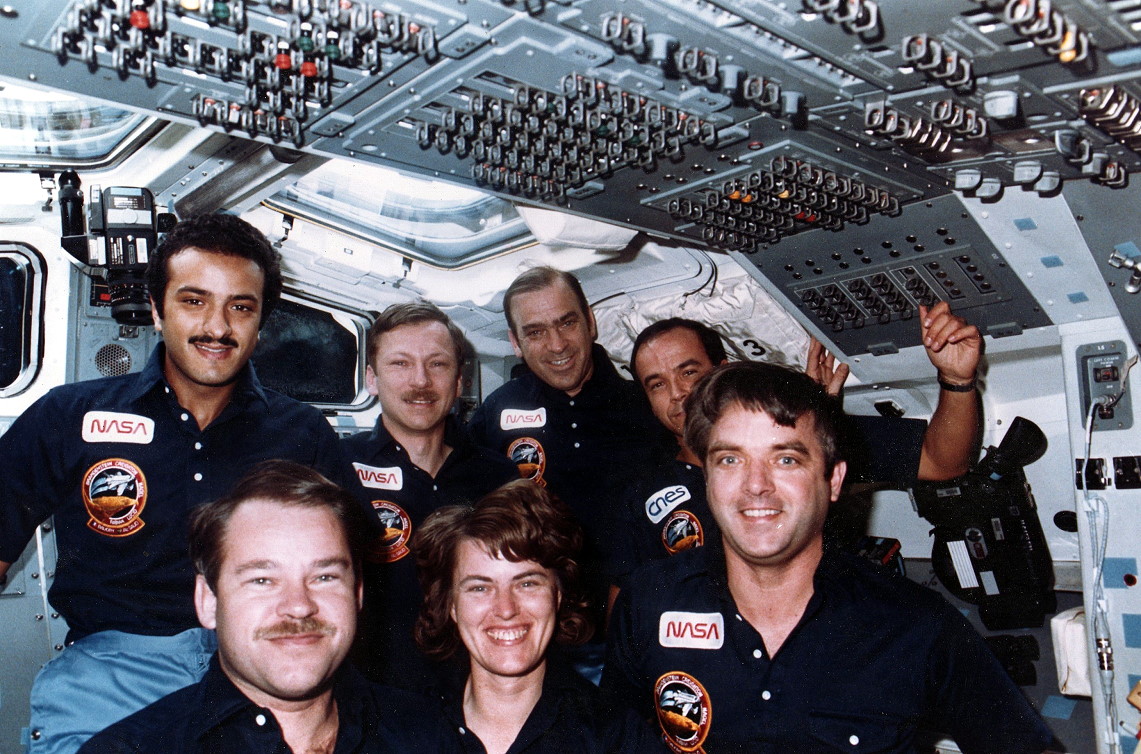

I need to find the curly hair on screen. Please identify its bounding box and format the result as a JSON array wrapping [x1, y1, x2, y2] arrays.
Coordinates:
[[146, 213, 283, 324], [413, 479, 593, 660]]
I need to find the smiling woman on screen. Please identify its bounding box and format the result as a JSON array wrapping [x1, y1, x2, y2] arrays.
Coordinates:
[[413, 480, 667, 754]]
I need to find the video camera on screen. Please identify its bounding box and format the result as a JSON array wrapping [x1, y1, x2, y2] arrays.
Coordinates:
[[912, 416, 1056, 630], [58, 170, 176, 326]]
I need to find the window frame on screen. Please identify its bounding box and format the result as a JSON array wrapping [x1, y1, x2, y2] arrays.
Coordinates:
[[0, 243, 45, 398], [252, 291, 373, 412]]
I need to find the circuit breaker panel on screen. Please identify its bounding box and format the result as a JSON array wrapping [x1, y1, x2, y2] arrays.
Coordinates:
[[8, 0, 1141, 358]]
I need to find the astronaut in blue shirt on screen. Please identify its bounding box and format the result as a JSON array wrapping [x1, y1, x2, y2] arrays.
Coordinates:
[[0, 213, 348, 753], [605, 305, 981, 596], [79, 461, 456, 754], [340, 300, 516, 689], [603, 361, 1057, 753]]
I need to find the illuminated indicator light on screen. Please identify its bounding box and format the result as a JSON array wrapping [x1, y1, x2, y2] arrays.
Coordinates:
[[180, 0, 201, 9], [741, 194, 754, 203], [410, 23, 421, 34], [777, 189, 791, 199], [212, 2, 231, 21], [300, 60, 318, 77], [275, 52, 292, 70], [325, 44, 341, 60], [340, 0, 353, 7], [129, 9, 150, 28], [297, 36, 314, 52], [1058, 31, 1077, 63], [728, 190, 741, 200]]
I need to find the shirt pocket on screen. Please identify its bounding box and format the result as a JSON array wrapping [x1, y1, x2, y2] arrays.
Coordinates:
[[806, 708, 908, 753]]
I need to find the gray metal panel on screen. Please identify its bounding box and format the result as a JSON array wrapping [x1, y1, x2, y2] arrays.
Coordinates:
[[3, 0, 1141, 254]]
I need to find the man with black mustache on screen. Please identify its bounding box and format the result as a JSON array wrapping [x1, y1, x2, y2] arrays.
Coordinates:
[[0, 213, 348, 753], [80, 462, 456, 753], [341, 301, 516, 689]]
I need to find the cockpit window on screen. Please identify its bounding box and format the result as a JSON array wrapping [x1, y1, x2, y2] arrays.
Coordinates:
[[0, 245, 44, 396], [264, 161, 533, 268], [0, 83, 154, 168], [252, 296, 368, 408]]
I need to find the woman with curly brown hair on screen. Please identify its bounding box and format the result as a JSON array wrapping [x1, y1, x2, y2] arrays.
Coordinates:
[[414, 479, 665, 754]]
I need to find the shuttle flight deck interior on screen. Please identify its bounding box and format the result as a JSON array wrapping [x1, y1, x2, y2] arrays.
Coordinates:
[[3, 0, 1141, 750]]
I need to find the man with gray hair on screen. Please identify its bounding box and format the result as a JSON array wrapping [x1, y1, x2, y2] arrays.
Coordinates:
[[467, 266, 667, 556]]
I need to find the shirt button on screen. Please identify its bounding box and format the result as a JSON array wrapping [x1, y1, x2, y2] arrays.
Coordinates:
[[164, 387, 171, 394], [569, 400, 575, 406], [193, 473, 203, 481], [753, 649, 762, 659], [194, 442, 202, 450], [180, 413, 189, 422], [849, 735, 859, 746], [433, 484, 438, 491], [573, 442, 580, 448], [255, 714, 267, 726], [735, 614, 743, 621], [761, 690, 772, 701], [571, 422, 578, 429], [458, 727, 466, 735]]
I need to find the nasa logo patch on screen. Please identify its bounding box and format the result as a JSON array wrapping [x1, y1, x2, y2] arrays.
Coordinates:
[[353, 463, 404, 491], [81, 411, 155, 444], [82, 458, 147, 537], [658, 611, 724, 650], [499, 407, 547, 430], [661, 510, 704, 555], [508, 437, 546, 486], [654, 672, 712, 753], [367, 501, 412, 563]]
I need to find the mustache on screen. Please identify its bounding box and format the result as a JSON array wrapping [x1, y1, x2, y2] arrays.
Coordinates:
[[401, 391, 440, 403], [189, 335, 239, 348], [255, 618, 336, 640]]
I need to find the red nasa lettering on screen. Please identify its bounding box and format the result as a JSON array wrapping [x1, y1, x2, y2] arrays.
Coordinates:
[[659, 611, 724, 650], [665, 619, 721, 641], [357, 468, 400, 485], [87, 417, 149, 436], [505, 413, 541, 425]]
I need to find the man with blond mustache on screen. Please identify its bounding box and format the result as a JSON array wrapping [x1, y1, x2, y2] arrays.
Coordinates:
[[80, 461, 456, 754], [342, 301, 515, 689]]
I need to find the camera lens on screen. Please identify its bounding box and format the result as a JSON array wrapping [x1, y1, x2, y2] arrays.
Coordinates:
[[107, 266, 151, 326]]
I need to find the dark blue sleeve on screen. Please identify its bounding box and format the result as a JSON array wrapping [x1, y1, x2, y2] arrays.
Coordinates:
[[0, 389, 71, 563], [600, 481, 644, 586], [601, 587, 655, 722], [307, 416, 356, 491], [925, 608, 1058, 754]]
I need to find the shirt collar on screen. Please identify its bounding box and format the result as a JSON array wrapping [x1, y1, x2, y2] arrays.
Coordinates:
[[126, 344, 268, 406], [700, 536, 844, 619], [192, 655, 371, 749], [534, 343, 625, 404], [367, 415, 472, 457], [192, 655, 267, 736]]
